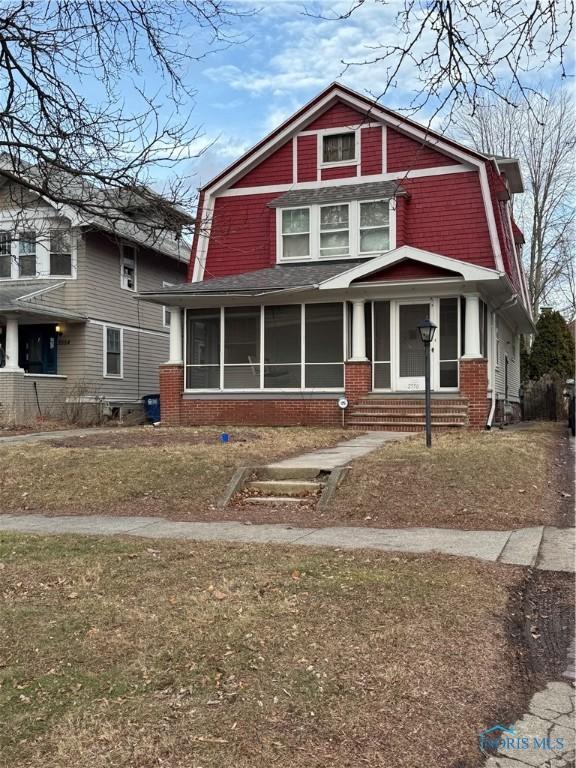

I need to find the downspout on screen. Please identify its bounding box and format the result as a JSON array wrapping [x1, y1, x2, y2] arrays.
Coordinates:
[[486, 295, 518, 429], [486, 311, 497, 429]]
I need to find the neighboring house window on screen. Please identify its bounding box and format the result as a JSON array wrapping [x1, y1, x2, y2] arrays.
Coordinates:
[[49, 229, 72, 275], [104, 326, 123, 377], [281, 209, 310, 259], [278, 199, 391, 261], [163, 282, 173, 327], [322, 132, 355, 163], [185, 303, 344, 391], [120, 244, 136, 290], [360, 200, 390, 252], [320, 204, 349, 257], [0, 232, 11, 278], [18, 231, 36, 277]]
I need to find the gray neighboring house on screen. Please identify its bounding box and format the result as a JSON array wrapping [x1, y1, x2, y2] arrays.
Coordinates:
[[0, 179, 189, 424]]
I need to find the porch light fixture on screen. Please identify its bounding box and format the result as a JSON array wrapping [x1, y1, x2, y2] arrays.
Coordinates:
[[417, 319, 437, 449], [55, 324, 63, 336], [417, 318, 437, 344]]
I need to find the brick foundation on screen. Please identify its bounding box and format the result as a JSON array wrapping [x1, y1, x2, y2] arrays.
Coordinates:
[[459, 358, 489, 429], [159, 363, 184, 425], [344, 361, 372, 405]]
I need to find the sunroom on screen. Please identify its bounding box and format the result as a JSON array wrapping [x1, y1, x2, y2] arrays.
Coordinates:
[[141, 246, 533, 400]]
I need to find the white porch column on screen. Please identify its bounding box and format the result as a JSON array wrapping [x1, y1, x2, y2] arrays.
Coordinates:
[[4, 315, 23, 371], [168, 307, 183, 364], [350, 300, 368, 361], [462, 294, 481, 358]]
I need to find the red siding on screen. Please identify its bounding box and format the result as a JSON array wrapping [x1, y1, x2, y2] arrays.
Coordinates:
[[402, 172, 496, 269], [321, 165, 357, 180], [232, 141, 292, 188], [306, 102, 367, 130], [360, 260, 461, 282], [486, 163, 522, 293], [188, 190, 205, 281], [204, 193, 277, 277], [387, 128, 456, 172], [297, 134, 317, 182], [361, 127, 382, 175]]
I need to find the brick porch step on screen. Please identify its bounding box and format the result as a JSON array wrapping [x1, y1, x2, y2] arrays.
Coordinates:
[[348, 396, 469, 431]]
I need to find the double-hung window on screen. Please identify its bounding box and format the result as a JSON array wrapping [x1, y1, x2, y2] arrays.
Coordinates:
[[49, 230, 72, 275], [322, 133, 356, 164], [121, 244, 136, 290], [320, 204, 349, 257], [18, 231, 36, 277], [281, 209, 310, 259], [0, 232, 11, 278], [104, 326, 122, 377], [359, 200, 389, 253]]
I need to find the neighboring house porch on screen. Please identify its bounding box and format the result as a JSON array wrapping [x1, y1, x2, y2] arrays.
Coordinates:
[[142, 246, 534, 430]]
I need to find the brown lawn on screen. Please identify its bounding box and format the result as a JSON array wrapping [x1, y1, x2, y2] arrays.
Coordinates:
[[0, 533, 527, 768], [0, 426, 353, 517], [327, 422, 574, 530]]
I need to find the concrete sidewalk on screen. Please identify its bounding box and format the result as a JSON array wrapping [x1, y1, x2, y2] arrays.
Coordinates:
[[0, 427, 118, 445], [0, 514, 573, 571]]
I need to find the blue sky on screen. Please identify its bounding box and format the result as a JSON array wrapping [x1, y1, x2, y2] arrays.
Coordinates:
[[134, 0, 572, 192]]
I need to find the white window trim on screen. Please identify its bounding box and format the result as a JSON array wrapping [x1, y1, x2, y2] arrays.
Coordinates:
[[162, 281, 174, 327], [318, 128, 360, 169], [103, 324, 124, 378], [183, 302, 347, 393], [277, 198, 395, 263], [120, 244, 137, 292], [0, 217, 78, 281], [280, 207, 312, 260]]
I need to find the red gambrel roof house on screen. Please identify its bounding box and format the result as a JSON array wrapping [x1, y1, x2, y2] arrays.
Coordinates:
[[141, 82, 533, 431]]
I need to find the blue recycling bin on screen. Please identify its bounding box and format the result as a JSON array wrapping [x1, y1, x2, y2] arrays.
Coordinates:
[[142, 394, 161, 423]]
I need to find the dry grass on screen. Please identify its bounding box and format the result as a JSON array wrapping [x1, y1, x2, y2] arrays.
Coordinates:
[[0, 427, 352, 517], [329, 422, 572, 530], [0, 533, 524, 768]]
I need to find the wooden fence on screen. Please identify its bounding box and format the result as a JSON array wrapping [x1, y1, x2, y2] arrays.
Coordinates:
[[521, 374, 567, 421]]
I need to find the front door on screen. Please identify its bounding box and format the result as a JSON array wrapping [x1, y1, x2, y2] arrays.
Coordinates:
[[396, 302, 430, 391]]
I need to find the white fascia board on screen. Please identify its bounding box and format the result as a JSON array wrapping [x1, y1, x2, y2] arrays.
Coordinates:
[[317, 246, 502, 290]]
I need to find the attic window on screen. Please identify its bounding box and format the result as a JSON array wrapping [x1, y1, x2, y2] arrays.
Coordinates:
[[322, 133, 356, 164], [121, 244, 136, 291]]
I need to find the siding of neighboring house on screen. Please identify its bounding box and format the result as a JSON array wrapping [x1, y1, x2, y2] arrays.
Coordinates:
[[494, 315, 521, 402], [80, 231, 185, 331]]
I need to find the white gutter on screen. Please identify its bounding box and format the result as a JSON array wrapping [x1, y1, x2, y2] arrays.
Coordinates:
[[486, 295, 518, 429]]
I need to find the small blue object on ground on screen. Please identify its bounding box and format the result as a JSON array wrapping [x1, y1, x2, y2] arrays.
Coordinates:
[[142, 394, 160, 423], [220, 432, 229, 443]]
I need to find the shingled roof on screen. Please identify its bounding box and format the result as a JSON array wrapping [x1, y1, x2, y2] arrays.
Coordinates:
[[139, 260, 367, 297], [268, 180, 407, 208]]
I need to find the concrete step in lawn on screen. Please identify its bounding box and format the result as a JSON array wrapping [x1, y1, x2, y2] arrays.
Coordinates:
[[221, 466, 340, 509]]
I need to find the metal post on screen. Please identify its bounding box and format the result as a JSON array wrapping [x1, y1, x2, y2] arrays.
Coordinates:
[[425, 340, 432, 448]]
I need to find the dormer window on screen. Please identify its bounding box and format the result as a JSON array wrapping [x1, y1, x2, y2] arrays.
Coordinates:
[[281, 209, 310, 259], [322, 132, 356, 164], [320, 204, 349, 257]]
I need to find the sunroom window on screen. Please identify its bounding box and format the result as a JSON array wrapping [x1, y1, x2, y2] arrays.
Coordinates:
[[186, 309, 220, 389], [320, 204, 349, 258], [282, 209, 310, 259], [185, 304, 344, 391], [224, 306, 260, 389], [360, 200, 389, 253], [322, 132, 355, 163], [264, 305, 301, 388], [18, 231, 36, 277]]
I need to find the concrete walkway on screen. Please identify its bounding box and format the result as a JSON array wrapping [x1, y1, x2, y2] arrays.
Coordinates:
[[484, 681, 575, 766], [0, 514, 573, 571], [0, 427, 118, 445], [269, 430, 414, 469]]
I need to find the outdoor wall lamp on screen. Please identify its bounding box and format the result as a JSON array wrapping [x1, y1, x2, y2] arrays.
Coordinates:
[[418, 319, 437, 448], [55, 324, 63, 336]]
